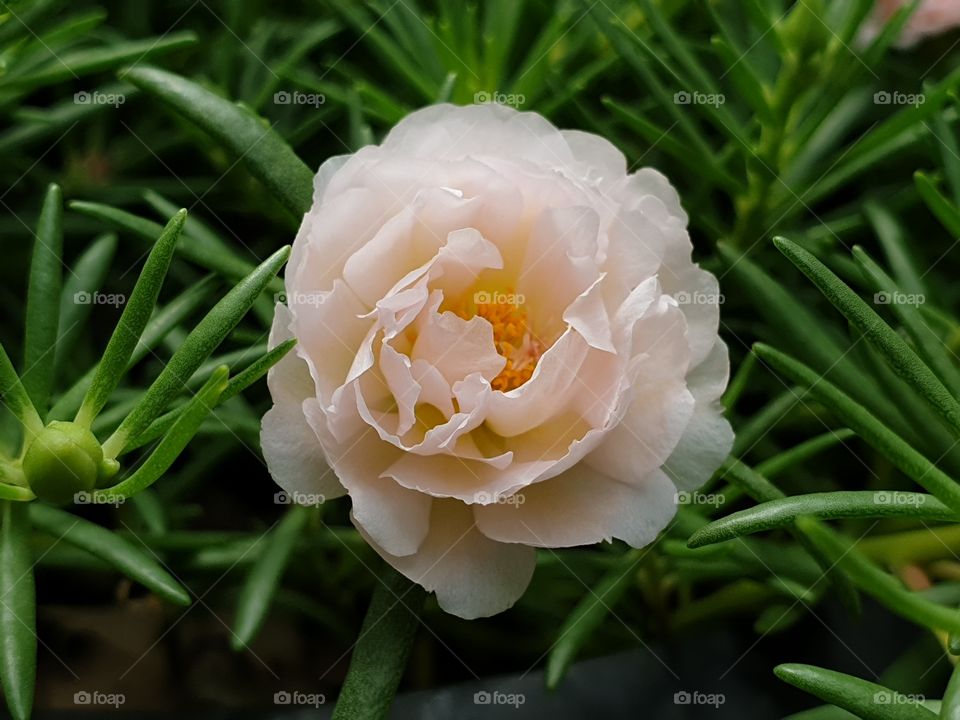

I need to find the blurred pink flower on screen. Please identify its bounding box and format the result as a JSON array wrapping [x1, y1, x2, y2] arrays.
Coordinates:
[[864, 0, 960, 48]]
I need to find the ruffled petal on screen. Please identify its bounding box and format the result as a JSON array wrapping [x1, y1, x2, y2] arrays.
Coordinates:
[[360, 499, 537, 619]]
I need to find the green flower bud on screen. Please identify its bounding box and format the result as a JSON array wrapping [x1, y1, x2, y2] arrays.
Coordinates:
[[22, 422, 114, 505]]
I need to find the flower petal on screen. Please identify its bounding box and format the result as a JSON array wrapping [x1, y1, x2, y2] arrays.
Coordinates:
[[474, 467, 677, 548], [360, 499, 536, 619]]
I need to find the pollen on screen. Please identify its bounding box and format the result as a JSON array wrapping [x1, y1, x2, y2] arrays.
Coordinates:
[[460, 290, 544, 392]]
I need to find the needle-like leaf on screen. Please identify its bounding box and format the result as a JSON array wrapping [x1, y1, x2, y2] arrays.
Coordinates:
[[97, 366, 229, 498], [22, 183, 63, 418], [102, 247, 289, 458], [121, 66, 314, 218], [75, 210, 186, 427], [0, 502, 36, 720], [29, 504, 190, 606], [231, 504, 310, 650]]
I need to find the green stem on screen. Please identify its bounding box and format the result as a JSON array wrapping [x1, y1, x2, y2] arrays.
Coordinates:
[[332, 563, 425, 720]]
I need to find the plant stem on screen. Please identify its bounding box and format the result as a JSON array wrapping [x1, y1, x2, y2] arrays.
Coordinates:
[[331, 563, 426, 720]]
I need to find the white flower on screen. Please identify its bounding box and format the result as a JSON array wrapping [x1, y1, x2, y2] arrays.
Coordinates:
[[261, 104, 733, 619], [862, 0, 960, 47]]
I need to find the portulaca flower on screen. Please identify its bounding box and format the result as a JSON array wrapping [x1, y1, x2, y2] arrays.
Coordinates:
[[261, 104, 733, 619], [862, 0, 960, 47]]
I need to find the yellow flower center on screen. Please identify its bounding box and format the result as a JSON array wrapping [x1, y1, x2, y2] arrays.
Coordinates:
[[460, 291, 544, 392]]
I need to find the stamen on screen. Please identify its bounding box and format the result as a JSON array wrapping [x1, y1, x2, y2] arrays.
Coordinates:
[[460, 291, 544, 391]]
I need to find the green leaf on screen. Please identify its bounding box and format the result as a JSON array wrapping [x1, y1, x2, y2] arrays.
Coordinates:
[[1, 32, 198, 89], [0, 502, 36, 720], [0, 483, 33, 503], [932, 106, 960, 207], [231, 504, 310, 650], [0, 343, 42, 438], [862, 200, 926, 297], [75, 210, 187, 428], [331, 562, 425, 720], [55, 232, 117, 379], [716, 458, 861, 613], [98, 367, 229, 498], [755, 429, 856, 479], [545, 548, 641, 689], [731, 387, 807, 458], [689, 491, 956, 548], [916, 170, 960, 236], [776, 664, 936, 719], [805, 61, 960, 207], [602, 97, 741, 192], [942, 656, 960, 719], [122, 66, 314, 217], [47, 277, 216, 422], [795, 516, 960, 635], [717, 243, 905, 435], [129, 339, 295, 450], [102, 246, 288, 458], [773, 236, 960, 438], [22, 183, 63, 418], [68, 200, 268, 287], [142, 190, 258, 281], [722, 348, 757, 412], [852, 245, 960, 400], [29, 504, 190, 606], [754, 343, 960, 513]]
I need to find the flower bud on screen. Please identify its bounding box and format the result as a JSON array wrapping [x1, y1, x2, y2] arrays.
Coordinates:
[[22, 422, 115, 505]]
